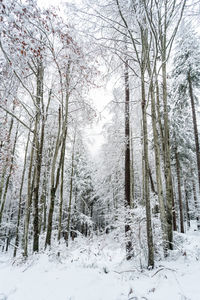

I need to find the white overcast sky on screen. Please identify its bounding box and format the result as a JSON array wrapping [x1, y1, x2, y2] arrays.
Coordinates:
[[38, 0, 62, 8]]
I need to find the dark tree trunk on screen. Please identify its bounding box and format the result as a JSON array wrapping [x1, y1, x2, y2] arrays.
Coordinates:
[[148, 166, 157, 195], [33, 62, 44, 253], [188, 72, 200, 230], [192, 178, 200, 229], [65, 131, 76, 246], [175, 146, 184, 233], [0, 122, 19, 225], [124, 58, 133, 260], [184, 180, 190, 230], [14, 131, 30, 257], [162, 59, 174, 250]]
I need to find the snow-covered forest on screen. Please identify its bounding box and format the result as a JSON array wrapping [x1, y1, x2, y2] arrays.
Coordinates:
[[0, 0, 200, 299]]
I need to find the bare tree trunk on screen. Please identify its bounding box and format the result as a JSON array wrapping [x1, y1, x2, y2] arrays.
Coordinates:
[[188, 72, 200, 230], [45, 108, 62, 248], [65, 132, 76, 246], [192, 177, 200, 229], [0, 122, 19, 224], [155, 79, 165, 163], [4, 202, 13, 252], [130, 130, 134, 207], [155, 75, 177, 232], [45, 61, 70, 247], [175, 146, 184, 233], [0, 116, 14, 205], [33, 62, 44, 253], [141, 52, 154, 267], [14, 130, 30, 257], [162, 58, 174, 249], [124, 58, 133, 260], [184, 180, 190, 230], [23, 133, 36, 257], [149, 78, 168, 255], [148, 166, 156, 195], [39, 137, 54, 234], [45, 106, 68, 246], [39, 175, 46, 234], [58, 148, 65, 242]]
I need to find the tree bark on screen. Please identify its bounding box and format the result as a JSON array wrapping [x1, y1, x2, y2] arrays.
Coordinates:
[[188, 72, 200, 230], [149, 78, 168, 255], [155, 74, 177, 232], [184, 180, 190, 230], [0, 116, 14, 205], [162, 56, 174, 249], [45, 107, 62, 248], [65, 132, 76, 246], [33, 62, 44, 253], [124, 58, 133, 260], [192, 177, 200, 229], [14, 130, 30, 257], [45, 62, 70, 247], [175, 146, 184, 233], [0, 122, 19, 225], [23, 132, 36, 257], [141, 52, 154, 268]]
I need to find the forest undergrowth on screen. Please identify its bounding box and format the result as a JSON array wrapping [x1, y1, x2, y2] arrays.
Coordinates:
[[0, 221, 200, 300]]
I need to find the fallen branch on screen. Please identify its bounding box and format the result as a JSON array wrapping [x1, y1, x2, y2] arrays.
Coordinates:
[[114, 269, 136, 274], [152, 267, 176, 277]]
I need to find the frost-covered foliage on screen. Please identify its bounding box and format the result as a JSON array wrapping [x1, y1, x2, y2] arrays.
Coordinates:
[[0, 0, 98, 256], [169, 21, 200, 228], [172, 22, 200, 100], [0, 2, 200, 296]]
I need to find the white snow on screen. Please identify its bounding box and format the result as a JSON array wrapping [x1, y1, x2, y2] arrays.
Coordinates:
[[0, 227, 200, 300]]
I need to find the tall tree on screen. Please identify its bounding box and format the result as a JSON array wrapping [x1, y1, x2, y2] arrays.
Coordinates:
[[172, 22, 200, 228], [124, 52, 134, 260]]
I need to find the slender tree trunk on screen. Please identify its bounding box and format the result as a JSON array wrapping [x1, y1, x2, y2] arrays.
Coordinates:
[[162, 55, 174, 249], [23, 133, 36, 257], [45, 100, 68, 246], [65, 132, 76, 246], [0, 122, 19, 224], [45, 108, 62, 248], [148, 166, 156, 195], [124, 58, 133, 260], [155, 79, 165, 163], [32, 117, 44, 252], [40, 139, 54, 234], [192, 177, 200, 229], [155, 70, 177, 233], [58, 147, 65, 242], [141, 59, 154, 268], [33, 62, 44, 253], [45, 63, 70, 247], [39, 171, 47, 234], [130, 130, 134, 207], [175, 146, 184, 233], [4, 203, 13, 252], [184, 180, 190, 230], [188, 72, 200, 230], [0, 117, 14, 205], [172, 187, 177, 231], [14, 130, 30, 257], [149, 79, 168, 255]]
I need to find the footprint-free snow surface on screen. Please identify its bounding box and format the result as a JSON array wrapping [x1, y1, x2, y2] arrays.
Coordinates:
[[0, 228, 200, 300]]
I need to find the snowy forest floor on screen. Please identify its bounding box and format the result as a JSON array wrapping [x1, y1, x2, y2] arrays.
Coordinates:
[[0, 225, 200, 300]]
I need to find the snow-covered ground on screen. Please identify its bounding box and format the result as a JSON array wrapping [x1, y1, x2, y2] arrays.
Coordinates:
[[0, 227, 200, 300]]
